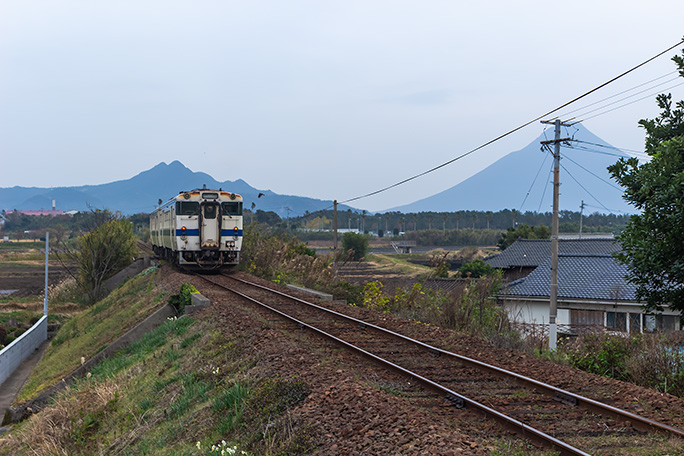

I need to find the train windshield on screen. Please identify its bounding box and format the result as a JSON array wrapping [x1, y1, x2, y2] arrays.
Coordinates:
[[176, 202, 200, 215], [204, 204, 218, 219], [221, 202, 243, 216]]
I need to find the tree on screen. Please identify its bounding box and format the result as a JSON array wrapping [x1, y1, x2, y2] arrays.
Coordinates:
[[497, 224, 551, 250], [341, 232, 369, 261], [78, 217, 138, 303], [255, 210, 282, 226], [458, 258, 494, 278], [608, 45, 684, 314]]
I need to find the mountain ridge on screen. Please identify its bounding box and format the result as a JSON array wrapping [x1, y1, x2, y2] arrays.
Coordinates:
[[0, 161, 345, 218]]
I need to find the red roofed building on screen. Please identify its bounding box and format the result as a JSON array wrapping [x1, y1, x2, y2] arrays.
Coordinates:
[[6, 210, 64, 217]]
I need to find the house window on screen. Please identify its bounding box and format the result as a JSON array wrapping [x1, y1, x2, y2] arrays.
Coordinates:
[[607, 312, 626, 332], [629, 313, 641, 334], [658, 315, 677, 332], [643, 314, 677, 332]]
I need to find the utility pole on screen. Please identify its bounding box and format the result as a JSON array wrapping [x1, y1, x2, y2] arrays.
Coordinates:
[[333, 200, 338, 277], [579, 200, 585, 238], [44, 231, 49, 316], [540, 119, 571, 351]]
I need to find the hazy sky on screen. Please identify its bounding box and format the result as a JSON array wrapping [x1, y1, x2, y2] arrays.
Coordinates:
[[1, 1, 683, 212]]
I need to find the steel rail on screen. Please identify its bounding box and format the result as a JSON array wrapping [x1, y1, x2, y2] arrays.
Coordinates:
[[227, 275, 684, 439], [199, 274, 592, 455]]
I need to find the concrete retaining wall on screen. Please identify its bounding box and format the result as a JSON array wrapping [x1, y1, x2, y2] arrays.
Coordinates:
[[0, 316, 47, 387], [103, 256, 151, 294]]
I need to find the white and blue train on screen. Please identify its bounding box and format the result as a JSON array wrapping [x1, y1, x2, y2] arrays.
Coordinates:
[[150, 188, 243, 269]]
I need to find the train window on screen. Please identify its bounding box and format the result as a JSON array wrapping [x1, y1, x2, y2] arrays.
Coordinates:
[[221, 202, 243, 216], [202, 192, 218, 199], [176, 202, 199, 215], [204, 204, 218, 219]]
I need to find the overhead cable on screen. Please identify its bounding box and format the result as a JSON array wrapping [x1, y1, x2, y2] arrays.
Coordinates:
[[557, 71, 679, 118], [560, 153, 623, 191], [560, 163, 611, 213], [577, 81, 684, 122], [519, 147, 552, 211]]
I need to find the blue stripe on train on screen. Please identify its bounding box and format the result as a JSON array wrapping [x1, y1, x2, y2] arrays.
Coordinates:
[[176, 229, 200, 236], [175, 229, 243, 236]]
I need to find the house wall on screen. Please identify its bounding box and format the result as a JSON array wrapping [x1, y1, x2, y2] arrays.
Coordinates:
[[504, 300, 569, 326], [502, 298, 682, 334]]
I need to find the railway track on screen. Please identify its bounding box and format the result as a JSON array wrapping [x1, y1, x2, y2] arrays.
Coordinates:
[[196, 272, 684, 455]]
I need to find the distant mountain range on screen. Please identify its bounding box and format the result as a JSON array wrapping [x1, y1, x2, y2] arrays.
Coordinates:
[[386, 124, 636, 214], [0, 161, 349, 217], [1, 125, 638, 217]]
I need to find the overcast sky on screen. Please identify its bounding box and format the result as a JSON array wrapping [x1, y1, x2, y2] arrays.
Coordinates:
[[1, 1, 683, 212]]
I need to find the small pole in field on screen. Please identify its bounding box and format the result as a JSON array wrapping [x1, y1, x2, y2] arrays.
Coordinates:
[[44, 231, 49, 316]]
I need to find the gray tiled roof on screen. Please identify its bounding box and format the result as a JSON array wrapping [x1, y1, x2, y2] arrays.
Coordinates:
[[485, 238, 621, 269], [503, 254, 637, 301]]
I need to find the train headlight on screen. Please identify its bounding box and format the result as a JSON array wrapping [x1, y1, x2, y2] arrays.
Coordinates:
[[233, 226, 239, 238], [180, 226, 187, 241]]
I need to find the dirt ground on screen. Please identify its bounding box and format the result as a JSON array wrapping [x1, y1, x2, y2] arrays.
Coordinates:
[[0, 264, 71, 298]]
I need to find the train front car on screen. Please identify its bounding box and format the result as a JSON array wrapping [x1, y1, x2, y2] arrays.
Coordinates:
[[151, 189, 243, 270]]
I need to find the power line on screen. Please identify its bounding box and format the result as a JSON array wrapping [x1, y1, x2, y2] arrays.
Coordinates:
[[560, 152, 623, 191], [536, 146, 555, 213], [576, 80, 684, 123], [519, 147, 552, 211], [340, 38, 684, 206], [560, 163, 611, 213], [571, 139, 644, 155], [557, 71, 679, 118], [562, 76, 682, 121], [563, 143, 631, 158], [564, 143, 651, 163]]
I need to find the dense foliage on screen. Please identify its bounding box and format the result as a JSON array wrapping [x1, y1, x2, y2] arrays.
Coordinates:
[[458, 258, 495, 278], [608, 47, 684, 314], [168, 282, 199, 315], [558, 333, 684, 397], [341, 232, 369, 261], [287, 209, 628, 234], [497, 224, 551, 250]]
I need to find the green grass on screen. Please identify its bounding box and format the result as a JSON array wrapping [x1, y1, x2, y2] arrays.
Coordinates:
[[16, 268, 164, 401], [0, 309, 41, 327], [0, 295, 316, 456], [0, 241, 45, 250]]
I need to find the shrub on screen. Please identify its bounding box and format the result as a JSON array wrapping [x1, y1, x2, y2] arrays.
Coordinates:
[[497, 224, 550, 250], [458, 258, 495, 278], [563, 333, 633, 381], [0, 325, 6, 345], [341, 232, 369, 261], [558, 332, 684, 396], [168, 283, 199, 315]]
